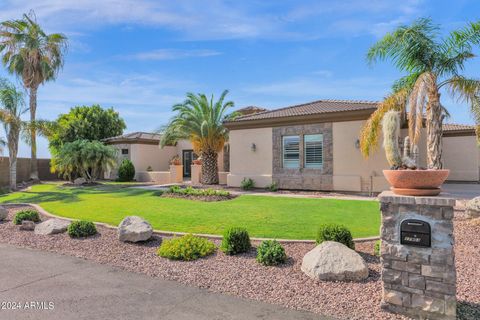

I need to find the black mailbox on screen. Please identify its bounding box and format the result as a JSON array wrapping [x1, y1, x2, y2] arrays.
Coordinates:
[[400, 219, 431, 247]]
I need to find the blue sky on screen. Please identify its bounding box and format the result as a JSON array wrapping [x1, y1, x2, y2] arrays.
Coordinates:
[[0, 0, 479, 158]]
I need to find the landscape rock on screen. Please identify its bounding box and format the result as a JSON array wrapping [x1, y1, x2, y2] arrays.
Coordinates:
[[466, 197, 480, 218], [301, 241, 369, 282], [34, 219, 71, 235], [20, 220, 36, 231], [118, 216, 153, 242], [0, 206, 7, 221], [73, 177, 86, 185]]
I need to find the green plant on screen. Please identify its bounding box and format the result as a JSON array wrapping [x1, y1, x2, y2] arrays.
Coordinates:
[[118, 159, 135, 182], [266, 182, 278, 192], [67, 220, 97, 238], [166, 185, 230, 197], [316, 224, 355, 249], [374, 240, 381, 257], [13, 209, 40, 225], [220, 227, 251, 255], [240, 178, 255, 190], [157, 234, 216, 261], [256, 240, 287, 266]]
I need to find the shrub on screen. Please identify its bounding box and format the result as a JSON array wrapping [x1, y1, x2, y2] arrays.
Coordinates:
[[240, 178, 255, 190], [13, 210, 40, 225], [67, 220, 97, 238], [166, 186, 230, 197], [374, 240, 381, 257], [266, 182, 278, 192], [256, 240, 287, 266], [157, 234, 216, 261], [220, 227, 251, 255], [316, 224, 355, 249], [118, 159, 135, 182]]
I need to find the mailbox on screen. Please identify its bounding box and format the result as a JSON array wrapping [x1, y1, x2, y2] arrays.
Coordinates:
[[400, 219, 431, 247]]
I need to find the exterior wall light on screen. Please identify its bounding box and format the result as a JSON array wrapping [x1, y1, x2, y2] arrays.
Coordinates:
[[251, 143, 256, 152], [355, 139, 360, 149]]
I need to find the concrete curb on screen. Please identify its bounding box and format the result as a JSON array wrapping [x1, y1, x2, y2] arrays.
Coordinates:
[[3, 202, 380, 244]]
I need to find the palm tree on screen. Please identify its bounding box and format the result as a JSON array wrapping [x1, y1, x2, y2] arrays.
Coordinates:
[[360, 18, 480, 169], [0, 79, 28, 190], [161, 90, 235, 184], [0, 11, 67, 180]]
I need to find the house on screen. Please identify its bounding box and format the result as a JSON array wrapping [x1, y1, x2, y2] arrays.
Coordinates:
[[223, 99, 479, 193], [104, 132, 226, 183]]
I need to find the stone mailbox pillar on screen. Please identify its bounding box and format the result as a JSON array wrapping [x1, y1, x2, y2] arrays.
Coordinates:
[[378, 191, 456, 320]]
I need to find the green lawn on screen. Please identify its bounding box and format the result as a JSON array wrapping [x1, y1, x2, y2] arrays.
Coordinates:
[[0, 183, 380, 239]]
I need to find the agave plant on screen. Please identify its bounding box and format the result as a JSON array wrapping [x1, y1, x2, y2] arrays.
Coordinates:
[[361, 18, 480, 169], [160, 90, 235, 184]]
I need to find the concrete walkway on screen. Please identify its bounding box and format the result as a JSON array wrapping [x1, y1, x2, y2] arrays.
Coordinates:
[[0, 244, 329, 320]]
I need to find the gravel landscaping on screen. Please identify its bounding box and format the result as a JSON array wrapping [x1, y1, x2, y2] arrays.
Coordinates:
[[0, 205, 479, 320]]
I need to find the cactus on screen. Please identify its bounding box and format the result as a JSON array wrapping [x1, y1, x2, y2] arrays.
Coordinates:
[[412, 144, 419, 167], [402, 136, 417, 169], [382, 111, 403, 168], [403, 136, 411, 158]]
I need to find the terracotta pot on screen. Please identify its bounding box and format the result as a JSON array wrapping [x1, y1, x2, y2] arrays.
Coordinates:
[[383, 169, 450, 196]]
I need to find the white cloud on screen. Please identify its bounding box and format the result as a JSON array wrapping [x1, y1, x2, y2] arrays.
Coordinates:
[[123, 49, 222, 61]]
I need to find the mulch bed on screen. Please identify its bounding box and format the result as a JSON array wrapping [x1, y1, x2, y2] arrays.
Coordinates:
[[0, 205, 478, 320], [160, 192, 237, 202]]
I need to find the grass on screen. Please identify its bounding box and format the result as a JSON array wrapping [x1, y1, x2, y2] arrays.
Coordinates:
[[0, 183, 380, 239]]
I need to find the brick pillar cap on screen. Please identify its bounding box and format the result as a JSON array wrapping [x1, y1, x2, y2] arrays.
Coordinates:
[[378, 191, 456, 207]]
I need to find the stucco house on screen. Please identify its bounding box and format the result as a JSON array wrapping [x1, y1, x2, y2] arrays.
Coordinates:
[[104, 132, 226, 183], [223, 99, 479, 193]]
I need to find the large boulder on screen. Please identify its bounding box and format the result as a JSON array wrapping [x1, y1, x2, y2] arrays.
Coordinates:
[[34, 219, 71, 235], [20, 220, 36, 231], [0, 206, 7, 221], [73, 177, 86, 185], [301, 241, 369, 282], [466, 197, 480, 218], [118, 216, 153, 242]]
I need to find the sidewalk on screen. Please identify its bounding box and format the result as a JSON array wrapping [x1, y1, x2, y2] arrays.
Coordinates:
[[0, 244, 330, 320]]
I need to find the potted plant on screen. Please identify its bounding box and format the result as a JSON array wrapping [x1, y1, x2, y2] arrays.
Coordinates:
[[381, 111, 449, 196], [170, 155, 181, 166], [192, 157, 202, 165]]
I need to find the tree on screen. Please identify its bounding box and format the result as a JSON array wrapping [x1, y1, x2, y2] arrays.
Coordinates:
[[51, 140, 117, 183], [0, 79, 27, 190], [361, 18, 480, 169], [0, 11, 68, 180], [160, 90, 235, 184], [48, 104, 126, 151]]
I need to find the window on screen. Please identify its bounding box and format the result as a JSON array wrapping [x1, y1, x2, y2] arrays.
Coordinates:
[[121, 149, 129, 155], [304, 134, 323, 168], [282, 136, 300, 168]]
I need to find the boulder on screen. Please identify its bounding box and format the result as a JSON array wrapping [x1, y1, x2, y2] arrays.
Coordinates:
[[0, 206, 7, 221], [466, 197, 480, 218], [34, 219, 71, 235], [301, 241, 369, 282], [20, 220, 35, 231], [73, 177, 86, 185], [118, 216, 153, 242]]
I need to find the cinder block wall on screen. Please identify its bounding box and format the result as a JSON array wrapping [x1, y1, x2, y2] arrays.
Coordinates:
[[0, 157, 57, 186]]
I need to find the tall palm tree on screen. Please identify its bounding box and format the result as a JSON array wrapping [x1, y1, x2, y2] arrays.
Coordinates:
[[361, 18, 480, 169], [0, 79, 28, 190], [0, 11, 67, 180], [161, 90, 235, 184]]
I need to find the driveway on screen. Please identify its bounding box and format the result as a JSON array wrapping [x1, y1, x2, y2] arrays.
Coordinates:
[[0, 244, 329, 320], [442, 183, 480, 200]]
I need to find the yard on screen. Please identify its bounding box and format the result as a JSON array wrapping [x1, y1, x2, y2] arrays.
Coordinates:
[[0, 183, 380, 239]]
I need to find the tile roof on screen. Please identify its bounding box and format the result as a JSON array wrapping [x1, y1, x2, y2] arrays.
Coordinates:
[[227, 99, 379, 122], [442, 123, 475, 132], [103, 132, 161, 143]]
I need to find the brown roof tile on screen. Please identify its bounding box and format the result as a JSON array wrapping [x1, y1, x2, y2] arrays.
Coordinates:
[[442, 123, 475, 132]]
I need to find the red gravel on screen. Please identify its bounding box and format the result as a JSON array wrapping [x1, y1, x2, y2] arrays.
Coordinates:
[[0, 205, 478, 320]]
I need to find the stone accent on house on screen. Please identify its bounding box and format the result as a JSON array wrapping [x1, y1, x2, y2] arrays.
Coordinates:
[[272, 123, 333, 190], [378, 191, 456, 320]]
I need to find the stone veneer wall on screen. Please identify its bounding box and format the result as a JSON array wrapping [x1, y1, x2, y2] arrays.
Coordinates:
[[272, 123, 333, 190], [379, 191, 456, 320]]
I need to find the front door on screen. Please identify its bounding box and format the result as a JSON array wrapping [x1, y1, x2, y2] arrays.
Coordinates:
[[182, 150, 197, 177]]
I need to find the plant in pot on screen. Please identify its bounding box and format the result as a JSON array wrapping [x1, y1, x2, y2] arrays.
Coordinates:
[[381, 111, 449, 196], [170, 155, 181, 166], [192, 157, 202, 165]]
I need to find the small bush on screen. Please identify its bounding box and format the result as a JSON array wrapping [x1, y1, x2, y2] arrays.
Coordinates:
[[374, 240, 381, 257], [266, 182, 278, 192], [13, 210, 40, 225], [118, 159, 135, 182], [221, 227, 251, 255], [256, 240, 287, 266], [316, 224, 355, 249], [67, 220, 97, 238], [157, 234, 216, 261], [240, 178, 255, 190], [166, 186, 230, 197]]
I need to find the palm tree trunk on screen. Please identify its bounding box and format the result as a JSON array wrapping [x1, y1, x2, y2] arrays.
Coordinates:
[[29, 86, 39, 181], [8, 131, 18, 191], [200, 149, 219, 185], [426, 89, 443, 169]]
